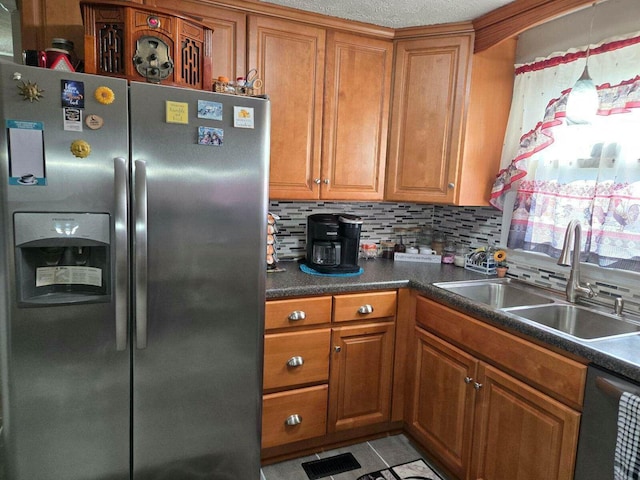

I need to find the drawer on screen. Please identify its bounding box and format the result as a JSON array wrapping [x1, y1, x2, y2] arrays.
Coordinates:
[[263, 328, 331, 390], [262, 385, 328, 448], [265, 296, 332, 330], [333, 291, 397, 323], [416, 296, 587, 410]]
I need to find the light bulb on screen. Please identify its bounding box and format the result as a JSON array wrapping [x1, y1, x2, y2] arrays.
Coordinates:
[[566, 65, 599, 124]]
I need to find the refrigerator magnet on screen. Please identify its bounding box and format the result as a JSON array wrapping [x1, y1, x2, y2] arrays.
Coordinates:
[[63, 107, 83, 132], [197, 100, 222, 121], [198, 126, 223, 146], [85, 114, 104, 130], [6, 120, 46, 186], [70, 139, 91, 158], [61, 80, 84, 108], [166, 101, 189, 124], [233, 106, 254, 129]]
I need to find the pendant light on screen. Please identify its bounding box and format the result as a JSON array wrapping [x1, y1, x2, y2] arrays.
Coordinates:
[[566, 2, 599, 124]]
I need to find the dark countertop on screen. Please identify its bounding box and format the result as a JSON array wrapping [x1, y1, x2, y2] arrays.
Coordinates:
[[266, 259, 640, 384]]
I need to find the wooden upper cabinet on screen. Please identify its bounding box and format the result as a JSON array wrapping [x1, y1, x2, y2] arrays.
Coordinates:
[[386, 34, 515, 205], [321, 31, 392, 201], [386, 34, 472, 204], [148, 0, 246, 83], [248, 16, 325, 200]]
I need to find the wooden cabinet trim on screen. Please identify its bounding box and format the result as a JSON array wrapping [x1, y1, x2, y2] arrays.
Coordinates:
[[473, 0, 595, 53], [416, 296, 587, 410]]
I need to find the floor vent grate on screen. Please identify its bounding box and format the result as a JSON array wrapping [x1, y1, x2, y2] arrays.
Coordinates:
[[302, 452, 361, 479]]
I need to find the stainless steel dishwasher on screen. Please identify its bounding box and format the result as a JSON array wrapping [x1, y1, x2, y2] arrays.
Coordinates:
[[574, 364, 640, 479]]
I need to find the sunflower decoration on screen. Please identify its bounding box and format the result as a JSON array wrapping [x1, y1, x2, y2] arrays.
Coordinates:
[[94, 86, 115, 105], [493, 249, 508, 267]]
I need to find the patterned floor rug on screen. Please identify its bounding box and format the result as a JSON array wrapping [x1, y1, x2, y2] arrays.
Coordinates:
[[357, 458, 444, 480]]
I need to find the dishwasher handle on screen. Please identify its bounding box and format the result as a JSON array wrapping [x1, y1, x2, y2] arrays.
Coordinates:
[[596, 376, 640, 400]]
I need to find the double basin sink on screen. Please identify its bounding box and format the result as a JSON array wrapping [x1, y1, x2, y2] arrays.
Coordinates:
[[433, 278, 640, 341]]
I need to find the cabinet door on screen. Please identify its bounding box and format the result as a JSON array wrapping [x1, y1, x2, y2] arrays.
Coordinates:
[[328, 322, 395, 432], [148, 0, 246, 85], [471, 363, 581, 480], [248, 16, 325, 200], [321, 31, 392, 200], [386, 35, 472, 204], [408, 327, 477, 480]]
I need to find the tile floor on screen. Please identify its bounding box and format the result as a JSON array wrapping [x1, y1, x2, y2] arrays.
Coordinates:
[[260, 434, 450, 480]]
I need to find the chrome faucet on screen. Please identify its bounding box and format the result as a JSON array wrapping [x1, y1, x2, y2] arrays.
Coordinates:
[[558, 220, 596, 303]]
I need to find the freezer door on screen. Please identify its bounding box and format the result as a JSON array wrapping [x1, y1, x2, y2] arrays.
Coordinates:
[[129, 82, 269, 479], [0, 64, 131, 479]]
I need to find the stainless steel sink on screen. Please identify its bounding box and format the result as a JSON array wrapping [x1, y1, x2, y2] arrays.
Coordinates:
[[434, 279, 555, 309], [506, 304, 640, 340]]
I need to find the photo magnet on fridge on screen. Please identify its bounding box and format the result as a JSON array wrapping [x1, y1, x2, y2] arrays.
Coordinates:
[[197, 100, 223, 121], [198, 126, 223, 146]]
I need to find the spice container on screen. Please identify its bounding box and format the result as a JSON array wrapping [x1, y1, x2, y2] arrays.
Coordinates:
[[454, 245, 467, 267], [380, 241, 395, 259], [431, 232, 445, 255], [441, 240, 456, 264]]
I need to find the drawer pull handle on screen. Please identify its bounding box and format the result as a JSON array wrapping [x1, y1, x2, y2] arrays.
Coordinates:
[[287, 356, 304, 367], [288, 311, 306, 321], [358, 304, 374, 314], [285, 414, 302, 426]]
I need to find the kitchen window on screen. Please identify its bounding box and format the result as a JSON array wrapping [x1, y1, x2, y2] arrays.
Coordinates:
[[491, 31, 640, 274]]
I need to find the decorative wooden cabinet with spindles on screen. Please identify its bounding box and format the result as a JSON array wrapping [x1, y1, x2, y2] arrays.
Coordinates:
[[80, 0, 212, 90]]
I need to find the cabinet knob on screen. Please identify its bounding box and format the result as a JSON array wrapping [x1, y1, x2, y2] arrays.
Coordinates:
[[323, 179, 330, 184], [314, 178, 321, 185], [474, 382, 483, 390], [464, 376, 473, 384], [285, 414, 302, 426], [448, 182, 455, 189], [288, 310, 306, 321], [287, 356, 304, 367], [358, 304, 374, 314], [334, 345, 341, 353]]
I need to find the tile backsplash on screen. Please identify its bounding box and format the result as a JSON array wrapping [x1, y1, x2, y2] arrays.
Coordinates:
[[269, 200, 640, 314]]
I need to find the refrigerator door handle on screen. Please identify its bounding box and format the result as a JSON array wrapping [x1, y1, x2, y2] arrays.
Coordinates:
[[114, 157, 128, 351], [134, 160, 148, 349]]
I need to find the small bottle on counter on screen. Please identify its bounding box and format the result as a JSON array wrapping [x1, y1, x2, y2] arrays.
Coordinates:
[[380, 241, 395, 259], [431, 232, 445, 255], [394, 228, 407, 254], [454, 245, 468, 267], [442, 240, 456, 264]]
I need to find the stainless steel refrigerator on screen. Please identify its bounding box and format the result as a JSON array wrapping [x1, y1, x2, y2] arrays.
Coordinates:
[[0, 62, 269, 479]]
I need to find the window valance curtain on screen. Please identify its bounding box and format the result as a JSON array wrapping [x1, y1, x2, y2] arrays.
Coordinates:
[[489, 32, 640, 270]]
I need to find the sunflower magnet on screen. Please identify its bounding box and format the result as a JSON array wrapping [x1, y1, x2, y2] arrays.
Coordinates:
[[94, 86, 115, 105]]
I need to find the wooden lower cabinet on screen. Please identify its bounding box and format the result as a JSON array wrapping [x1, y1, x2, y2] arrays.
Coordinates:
[[409, 328, 476, 479], [409, 296, 584, 480], [262, 291, 398, 456], [471, 363, 580, 480], [329, 321, 395, 432]]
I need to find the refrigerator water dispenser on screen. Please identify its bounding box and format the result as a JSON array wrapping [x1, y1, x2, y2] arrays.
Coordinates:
[[14, 212, 111, 305]]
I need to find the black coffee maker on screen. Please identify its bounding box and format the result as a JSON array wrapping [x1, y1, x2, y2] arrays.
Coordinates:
[[305, 214, 363, 273]]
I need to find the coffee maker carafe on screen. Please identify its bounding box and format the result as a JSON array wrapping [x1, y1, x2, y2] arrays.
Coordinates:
[[306, 214, 363, 273]]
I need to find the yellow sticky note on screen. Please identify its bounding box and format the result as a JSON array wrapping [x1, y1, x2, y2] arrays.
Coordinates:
[[166, 101, 189, 124]]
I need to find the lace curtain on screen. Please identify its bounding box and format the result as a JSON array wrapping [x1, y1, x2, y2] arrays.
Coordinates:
[[490, 33, 640, 271]]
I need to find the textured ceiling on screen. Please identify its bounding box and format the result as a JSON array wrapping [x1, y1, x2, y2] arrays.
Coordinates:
[[258, 0, 516, 28]]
